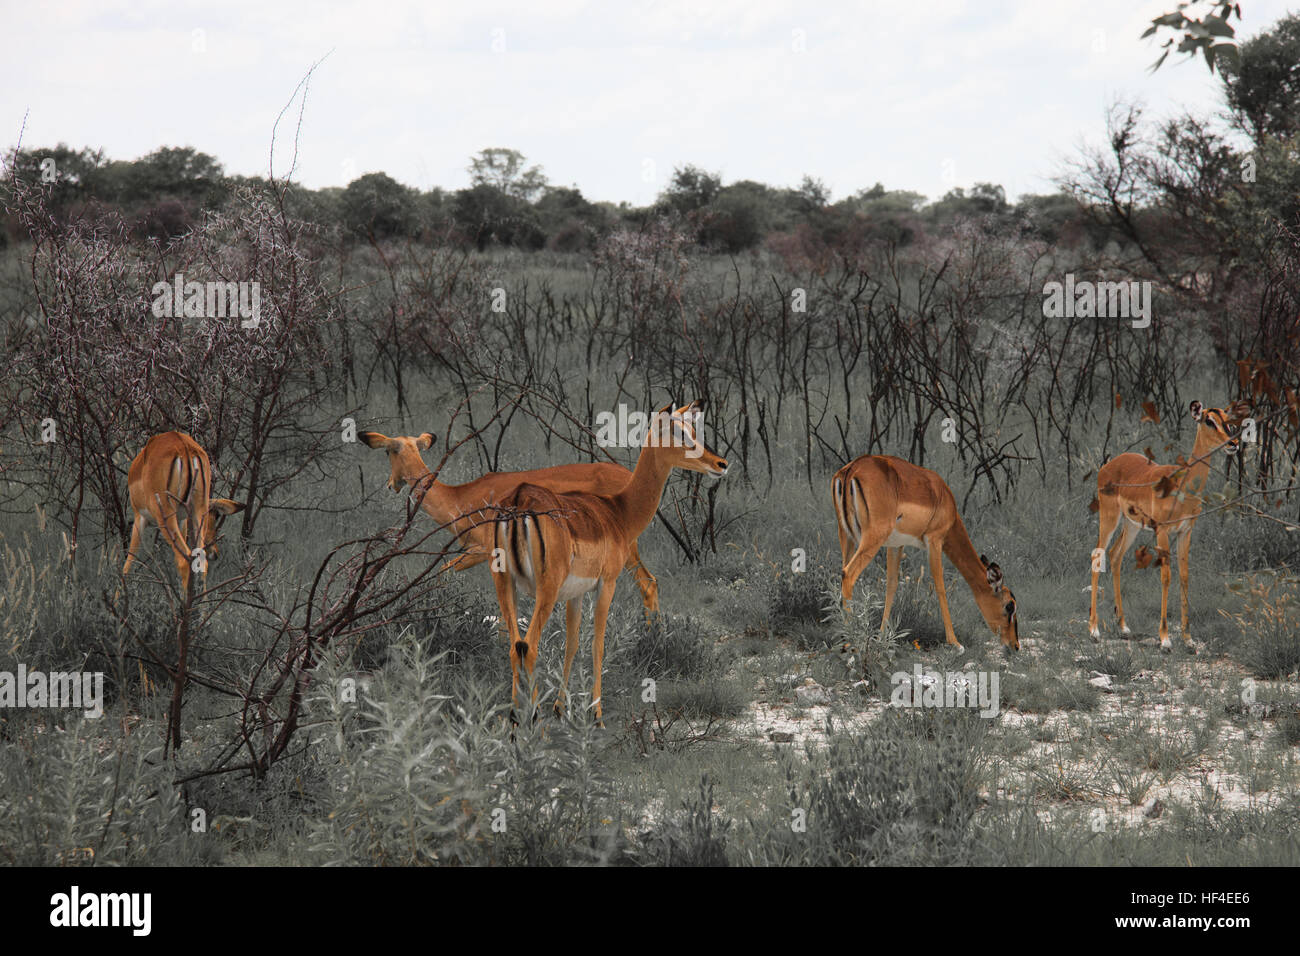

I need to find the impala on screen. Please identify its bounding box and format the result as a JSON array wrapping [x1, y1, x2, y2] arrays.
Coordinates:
[[121, 432, 244, 590], [360, 434, 670, 615], [484, 401, 728, 722], [832, 455, 1020, 652], [1088, 400, 1248, 651]]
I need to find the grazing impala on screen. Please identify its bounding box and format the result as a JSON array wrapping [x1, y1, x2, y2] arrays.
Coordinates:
[[832, 455, 1020, 652], [121, 432, 244, 589], [1089, 400, 1248, 651], [360, 434, 669, 615], [484, 401, 728, 721]]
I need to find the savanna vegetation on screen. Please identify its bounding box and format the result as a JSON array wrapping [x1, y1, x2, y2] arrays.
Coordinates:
[[1, 6, 1299, 867]]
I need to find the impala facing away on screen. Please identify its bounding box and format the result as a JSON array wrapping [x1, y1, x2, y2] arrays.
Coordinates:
[[360, 434, 669, 615], [484, 401, 727, 722], [121, 432, 244, 590], [1088, 399, 1248, 651], [833, 455, 1020, 652]]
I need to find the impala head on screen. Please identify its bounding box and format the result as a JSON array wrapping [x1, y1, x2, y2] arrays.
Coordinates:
[[980, 554, 1020, 651], [647, 400, 729, 478], [1189, 400, 1250, 457], [166, 494, 244, 563], [203, 499, 244, 562], [360, 431, 436, 492]]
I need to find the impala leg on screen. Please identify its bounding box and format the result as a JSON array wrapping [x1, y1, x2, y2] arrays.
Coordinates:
[[840, 524, 890, 612], [520, 590, 558, 720], [161, 509, 192, 591], [835, 496, 853, 569], [121, 514, 145, 577], [1177, 529, 1194, 648], [926, 535, 962, 651], [1110, 519, 1139, 638], [625, 540, 659, 616], [591, 579, 617, 725], [1089, 503, 1120, 638], [556, 597, 582, 716], [445, 550, 488, 573], [492, 570, 527, 719], [1156, 527, 1173, 651], [881, 547, 901, 629]]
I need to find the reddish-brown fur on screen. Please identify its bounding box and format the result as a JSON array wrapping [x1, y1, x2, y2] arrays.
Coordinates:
[[121, 432, 243, 589], [360, 436, 663, 614], [1089, 400, 1248, 650], [485, 402, 728, 721], [832, 454, 1019, 651]]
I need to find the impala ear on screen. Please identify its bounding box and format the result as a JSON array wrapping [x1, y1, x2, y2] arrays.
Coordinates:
[[359, 431, 392, 450], [416, 433, 435, 451], [985, 560, 1003, 590], [1228, 399, 1251, 422], [980, 554, 991, 568], [1189, 400, 1204, 421], [209, 498, 244, 518]]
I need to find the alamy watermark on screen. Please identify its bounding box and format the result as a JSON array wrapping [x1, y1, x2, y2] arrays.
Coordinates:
[[0, 664, 104, 718], [890, 663, 999, 717], [151, 272, 261, 328], [594, 403, 705, 456], [1042, 274, 1151, 329]]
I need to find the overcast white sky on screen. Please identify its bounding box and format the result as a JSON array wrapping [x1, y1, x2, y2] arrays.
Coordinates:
[[3, 1, 1296, 205]]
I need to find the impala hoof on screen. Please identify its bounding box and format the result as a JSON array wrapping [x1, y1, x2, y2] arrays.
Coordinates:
[[1088, 627, 1100, 641], [1159, 639, 1172, 654]]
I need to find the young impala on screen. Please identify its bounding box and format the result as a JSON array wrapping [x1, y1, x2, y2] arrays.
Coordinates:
[[485, 401, 728, 722], [1089, 399, 1248, 651], [121, 432, 244, 590], [832, 454, 1020, 652]]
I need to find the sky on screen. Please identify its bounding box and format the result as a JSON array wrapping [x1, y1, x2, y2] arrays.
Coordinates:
[[3, 0, 1296, 206]]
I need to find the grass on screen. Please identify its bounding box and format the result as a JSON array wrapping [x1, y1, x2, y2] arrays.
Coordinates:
[[3, 248, 1300, 866]]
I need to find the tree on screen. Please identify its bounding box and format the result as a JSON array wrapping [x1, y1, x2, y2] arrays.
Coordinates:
[[796, 175, 830, 211], [1144, 1, 1241, 74], [466, 148, 548, 202], [340, 171, 417, 239], [1222, 13, 1300, 143], [117, 146, 225, 206], [452, 184, 542, 250], [659, 165, 722, 216]]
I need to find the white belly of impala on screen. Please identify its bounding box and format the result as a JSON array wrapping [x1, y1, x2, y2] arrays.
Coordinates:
[[557, 575, 599, 602], [513, 573, 599, 602], [884, 529, 925, 549]]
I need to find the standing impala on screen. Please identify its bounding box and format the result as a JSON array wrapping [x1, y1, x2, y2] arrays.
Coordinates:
[[360, 434, 668, 615], [833, 455, 1020, 652], [121, 432, 244, 590], [485, 401, 728, 722], [1089, 400, 1248, 651]]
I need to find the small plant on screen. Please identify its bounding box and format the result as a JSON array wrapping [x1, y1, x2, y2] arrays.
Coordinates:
[[1000, 670, 1100, 714], [1225, 575, 1300, 679], [1108, 756, 1158, 806], [643, 775, 732, 866]]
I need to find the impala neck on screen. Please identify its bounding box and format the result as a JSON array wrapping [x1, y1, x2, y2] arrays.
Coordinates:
[[611, 443, 677, 537], [408, 468, 462, 525], [1176, 425, 1221, 497], [944, 514, 999, 615]]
